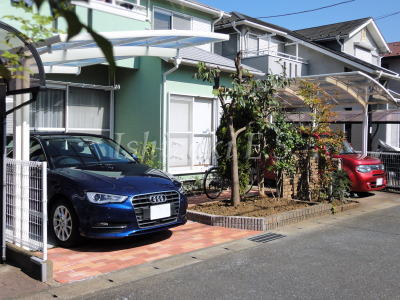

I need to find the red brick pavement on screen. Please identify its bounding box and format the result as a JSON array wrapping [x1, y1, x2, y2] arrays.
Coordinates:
[[48, 221, 258, 283]]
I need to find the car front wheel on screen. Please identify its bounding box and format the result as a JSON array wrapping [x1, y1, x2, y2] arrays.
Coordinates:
[[50, 199, 81, 247]]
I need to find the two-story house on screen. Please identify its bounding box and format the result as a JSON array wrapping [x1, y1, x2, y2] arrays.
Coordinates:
[[214, 12, 400, 151], [296, 18, 400, 151], [1, 0, 263, 176]]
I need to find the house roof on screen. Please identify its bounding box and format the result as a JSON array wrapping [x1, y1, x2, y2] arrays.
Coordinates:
[[164, 0, 229, 17], [384, 42, 400, 57], [295, 17, 390, 53], [176, 47, 264, 76], [294, 18, 371, 41], [215, 12, 396, 76]]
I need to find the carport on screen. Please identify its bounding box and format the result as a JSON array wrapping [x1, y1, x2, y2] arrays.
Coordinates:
[[278, 71, 400, 156], [1, 26, 229, 279]]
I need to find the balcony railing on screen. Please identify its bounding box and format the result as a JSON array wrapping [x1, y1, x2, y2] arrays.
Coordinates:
[[243, 48, 307, 64], [93, 0, 147, 15]]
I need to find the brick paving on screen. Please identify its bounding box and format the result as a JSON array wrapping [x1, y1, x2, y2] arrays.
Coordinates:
[[48, 221, 258, 283]]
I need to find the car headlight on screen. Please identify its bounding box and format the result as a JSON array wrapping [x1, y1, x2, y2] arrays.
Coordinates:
[[356, 165, 372, 173], [380, 164, 385, 171], [86, 192, 128, 204]]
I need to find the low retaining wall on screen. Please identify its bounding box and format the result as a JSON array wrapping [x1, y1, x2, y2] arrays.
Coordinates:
[[5, 243, 52, 282], [187, 201, 360, 231]]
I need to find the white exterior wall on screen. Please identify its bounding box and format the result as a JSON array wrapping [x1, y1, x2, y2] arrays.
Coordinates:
[[343, 29, 380, 65]]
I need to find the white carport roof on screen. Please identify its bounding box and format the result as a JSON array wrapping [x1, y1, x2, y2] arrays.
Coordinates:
[[37, 30, 229, 72], [278, 71, 400, 109]]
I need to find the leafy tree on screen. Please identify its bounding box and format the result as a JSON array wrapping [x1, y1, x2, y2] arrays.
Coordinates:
[[196, 53, 290, 206], [297, 81, 346, 201]]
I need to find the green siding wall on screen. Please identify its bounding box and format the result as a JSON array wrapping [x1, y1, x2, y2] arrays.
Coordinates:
[[46, 65, 110, 86], [165, 65, 231, 97], [115, 57, 163, 153]]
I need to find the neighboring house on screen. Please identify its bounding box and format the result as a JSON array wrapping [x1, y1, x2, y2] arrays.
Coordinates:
[[381, 42, 400, 148], [383, 42, 400, 95], [1, 0, 263, 176], [214, 13, 400, 150]]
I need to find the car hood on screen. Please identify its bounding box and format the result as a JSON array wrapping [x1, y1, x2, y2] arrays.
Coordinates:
[[53, 163, 177, 195], [335, 154, 382, 165]]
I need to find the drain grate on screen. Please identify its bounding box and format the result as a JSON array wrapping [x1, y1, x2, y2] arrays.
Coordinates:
[[248, 232, 285, 243]]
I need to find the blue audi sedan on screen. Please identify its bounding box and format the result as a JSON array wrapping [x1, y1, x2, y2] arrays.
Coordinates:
[[15, 133, 187, 247]]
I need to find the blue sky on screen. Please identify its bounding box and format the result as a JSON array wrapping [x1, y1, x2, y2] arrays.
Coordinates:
[[201, 0, 400, 42]]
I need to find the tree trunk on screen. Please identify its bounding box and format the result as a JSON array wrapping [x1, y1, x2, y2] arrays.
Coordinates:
[[229, 123, 241, 207], [257, 158, 266, 197]]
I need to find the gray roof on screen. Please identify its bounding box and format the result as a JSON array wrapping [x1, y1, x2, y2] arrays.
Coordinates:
[[294, 18, 371, 41], [178, 47, 264, 75]]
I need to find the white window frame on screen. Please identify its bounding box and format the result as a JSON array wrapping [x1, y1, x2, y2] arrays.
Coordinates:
[[153, 6, 193, 30], [167, 94, 217, 174], [73, 0, 148, 21], [30, 81, 115, 138]]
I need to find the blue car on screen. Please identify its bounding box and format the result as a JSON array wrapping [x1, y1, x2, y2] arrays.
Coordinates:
[[9, 133, 187, 247]]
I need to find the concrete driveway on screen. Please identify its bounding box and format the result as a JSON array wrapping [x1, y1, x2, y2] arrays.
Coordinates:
[[80, 192, 400, 300]]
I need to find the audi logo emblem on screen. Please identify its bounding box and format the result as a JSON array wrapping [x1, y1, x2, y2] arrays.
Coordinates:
[[149, 194, 167, 204]]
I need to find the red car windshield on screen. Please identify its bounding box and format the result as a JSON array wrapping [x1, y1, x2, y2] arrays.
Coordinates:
[[340, 141, 356, 154]]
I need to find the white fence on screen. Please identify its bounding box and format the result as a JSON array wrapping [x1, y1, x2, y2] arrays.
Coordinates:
[[365, 152, 400, 191], [3, 158, 47, 260]]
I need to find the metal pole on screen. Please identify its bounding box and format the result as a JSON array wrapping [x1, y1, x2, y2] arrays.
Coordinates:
[[362, 105, 369, 157], [0, 83, 7, 263]]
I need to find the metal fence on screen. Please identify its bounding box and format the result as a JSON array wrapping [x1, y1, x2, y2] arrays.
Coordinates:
[[366, 152, 400, 191], [3, 158, 47, 260]]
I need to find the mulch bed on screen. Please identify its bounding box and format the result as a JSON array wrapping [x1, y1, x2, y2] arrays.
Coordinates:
[[190, 197, 310, 218]]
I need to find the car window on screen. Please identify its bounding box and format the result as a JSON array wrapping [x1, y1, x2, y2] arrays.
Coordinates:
[[30, 139, 47, 162], [41, 136, 136, 168]]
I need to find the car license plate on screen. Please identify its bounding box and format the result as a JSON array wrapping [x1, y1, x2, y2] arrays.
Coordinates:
[[376, 178, 383, 186], [150, 204, 171, 220]]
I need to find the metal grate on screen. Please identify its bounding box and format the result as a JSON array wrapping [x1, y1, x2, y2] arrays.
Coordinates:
[[357, 151, 400, 190], [4, 158, 48, 260], [248, 233, 285, 243], [131, 191, 180, 228]]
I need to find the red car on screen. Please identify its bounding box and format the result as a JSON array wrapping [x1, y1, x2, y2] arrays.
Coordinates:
[[334, 141, 386, 193], [264, 140, 386, 193]]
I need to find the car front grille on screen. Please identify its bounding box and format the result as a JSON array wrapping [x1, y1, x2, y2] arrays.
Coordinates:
[[131, 191, 180, 228]]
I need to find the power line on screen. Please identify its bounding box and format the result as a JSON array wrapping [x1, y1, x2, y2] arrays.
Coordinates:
[[256, 0, 356, 19], [375, 10, 400, 21]]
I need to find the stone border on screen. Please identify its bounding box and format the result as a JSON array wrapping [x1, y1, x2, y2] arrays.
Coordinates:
[[187, 201, 360, 231], [6, 243, 52, 282]]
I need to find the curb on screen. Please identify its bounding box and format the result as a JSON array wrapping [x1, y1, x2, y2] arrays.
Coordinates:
[[5, 243, 52, 282], [188, 201, 360, 231]]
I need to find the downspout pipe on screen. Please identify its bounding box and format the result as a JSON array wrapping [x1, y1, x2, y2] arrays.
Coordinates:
[[161, 56, 182, 172], [336, 35, 344, 51], [211, 11, 224, 52], [232, 21, 242, 52]]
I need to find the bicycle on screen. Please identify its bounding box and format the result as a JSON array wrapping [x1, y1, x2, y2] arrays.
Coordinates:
[[202, 166, 256, 199]]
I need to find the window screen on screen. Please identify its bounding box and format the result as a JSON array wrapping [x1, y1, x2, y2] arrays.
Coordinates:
[[247, 35, 259, 51], [154, 11, 171, 30], [30, 89, 65, 129], [169, 95, 214, 169], [68, 87, 110, 135], [173, 14, 191, 30]]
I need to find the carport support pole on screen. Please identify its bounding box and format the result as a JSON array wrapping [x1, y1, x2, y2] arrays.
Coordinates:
[[361, 104, 369, 157], [0, 84, 6, 263]]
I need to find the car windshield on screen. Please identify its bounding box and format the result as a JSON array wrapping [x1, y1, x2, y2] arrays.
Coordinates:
[[41, 136, 136, 168], [340, 141, 356, 154]]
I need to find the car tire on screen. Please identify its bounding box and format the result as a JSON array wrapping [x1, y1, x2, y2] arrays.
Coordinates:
[[50, 199, 81, 248]]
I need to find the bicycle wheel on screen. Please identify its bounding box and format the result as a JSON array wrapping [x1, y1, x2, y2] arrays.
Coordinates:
[[203, 167, 224, 199], [242, 167, 256, 196]]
